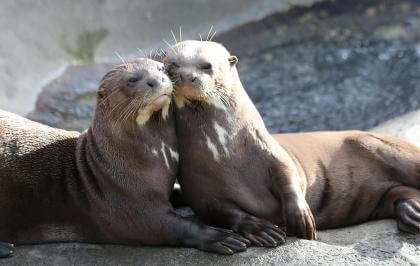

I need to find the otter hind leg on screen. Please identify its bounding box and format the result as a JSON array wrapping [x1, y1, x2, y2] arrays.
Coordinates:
[[373, 186, 420, 234], [0, 242, 14, 258], [346, 133, 420, 188], [396, 199, 420, 234]]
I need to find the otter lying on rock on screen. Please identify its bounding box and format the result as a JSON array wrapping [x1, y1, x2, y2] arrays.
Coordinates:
[[163, 40, 420, 246]]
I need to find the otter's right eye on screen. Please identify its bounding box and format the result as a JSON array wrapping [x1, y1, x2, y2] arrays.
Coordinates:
[[128, 77, 139, 83], [171, 62, 180, 68]]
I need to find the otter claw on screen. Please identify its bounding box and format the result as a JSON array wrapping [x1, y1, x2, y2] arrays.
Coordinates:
[[286, 200, 317, 240], [396, 199, 420, 234], [0, 242, 14, 258]]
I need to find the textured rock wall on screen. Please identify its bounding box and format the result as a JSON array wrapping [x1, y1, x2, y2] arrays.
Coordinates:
[[29, 0, 420, 134]]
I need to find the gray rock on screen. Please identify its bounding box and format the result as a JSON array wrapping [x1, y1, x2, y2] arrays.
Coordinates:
[[0, 0, 326, 116], [27, 64, 111, 132], [2, 220, 419, 266], [371, 110, 420, 146], [29, 0, 420, 134], [216, 0, 420, 133]]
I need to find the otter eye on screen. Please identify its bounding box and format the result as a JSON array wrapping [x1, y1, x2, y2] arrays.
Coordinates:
[[200, 62, 212, 70], [171, 62, 180, 68], [128, 77, 139, 83]]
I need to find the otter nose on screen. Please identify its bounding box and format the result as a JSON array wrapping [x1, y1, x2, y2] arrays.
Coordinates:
[[180, 72, 198, 83], [146, 79, 157, 88]]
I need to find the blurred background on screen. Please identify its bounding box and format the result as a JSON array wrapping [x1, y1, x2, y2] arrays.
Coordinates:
[[1, 0, 420, 138]]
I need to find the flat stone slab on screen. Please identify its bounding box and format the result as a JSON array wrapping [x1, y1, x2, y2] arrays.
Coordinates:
[[2, 220, 419, 266]]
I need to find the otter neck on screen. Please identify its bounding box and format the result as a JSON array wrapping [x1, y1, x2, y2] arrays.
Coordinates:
[[79, 103, 174, 197], [177, 75, 268, 137]]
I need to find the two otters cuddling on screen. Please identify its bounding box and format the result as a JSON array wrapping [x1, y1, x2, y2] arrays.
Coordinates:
[[1, 40, 419, 257]]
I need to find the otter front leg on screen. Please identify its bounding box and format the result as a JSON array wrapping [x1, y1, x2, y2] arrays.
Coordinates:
[[139, 209, 250, 255], [0, 242, 14, 258], [373, 186, 420, 234], [203, 206, 286, 247], [270, 165, 317, 240]]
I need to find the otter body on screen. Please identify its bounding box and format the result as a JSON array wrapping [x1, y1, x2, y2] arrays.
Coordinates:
[[164, 40, 420, 247], [0, 110, 95, 243], [0, 58, 248, 257], [275, 131, 420, 232], [165, 41, 313, 247]]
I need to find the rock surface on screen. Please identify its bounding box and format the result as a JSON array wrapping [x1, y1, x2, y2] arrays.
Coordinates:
[[1, 220, 419, 266], [29, 0, 420, 134], [0, 0, 325, 116], [27, 64, 111, 132]]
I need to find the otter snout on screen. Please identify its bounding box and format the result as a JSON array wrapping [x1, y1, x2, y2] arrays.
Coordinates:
[[179, 71, 198, 84]]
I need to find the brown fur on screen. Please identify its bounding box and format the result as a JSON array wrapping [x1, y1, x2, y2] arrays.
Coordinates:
[[165, 41, 420, 246], [274, 131, 420, 232], [0, 58, 249, 257], [164, 41, 314, 246]]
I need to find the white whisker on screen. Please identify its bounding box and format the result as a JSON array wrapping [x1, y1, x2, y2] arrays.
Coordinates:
[[209, 31, 217, 41], [163, 39, 177, 54], [137, 48, 146, 57], [206, 25, 214, 41], [171, 30, 178, 44], [114, 51, 128, 67]]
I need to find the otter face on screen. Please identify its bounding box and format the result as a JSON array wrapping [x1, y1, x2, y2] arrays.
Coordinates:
[[98, 58, 173, 125], [164, 40, 238, 109]]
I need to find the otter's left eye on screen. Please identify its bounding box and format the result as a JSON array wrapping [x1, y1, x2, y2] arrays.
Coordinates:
[[128, 77, 139, 83], [200, 63, 212, 70]]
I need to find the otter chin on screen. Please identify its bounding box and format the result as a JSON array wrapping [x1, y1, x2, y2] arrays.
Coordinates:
[[0, 57, 249, 258], [165, 40, 420, 244], [151, 94, 171, 111]]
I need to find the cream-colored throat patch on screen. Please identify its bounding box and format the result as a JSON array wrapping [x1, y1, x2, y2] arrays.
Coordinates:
[[136, 101, 171, 126]]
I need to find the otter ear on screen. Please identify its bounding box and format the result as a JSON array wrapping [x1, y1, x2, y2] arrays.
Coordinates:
[[228, 56, 238, 67], [97, 87, 106, 99]]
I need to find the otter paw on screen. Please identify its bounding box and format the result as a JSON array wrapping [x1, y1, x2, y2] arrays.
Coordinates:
[[286, 199, 317, 240], [198, 227, 250, 255], [396, 199, 420, 234], [235, 216, 286, 248], [0, 242, 14, 258]]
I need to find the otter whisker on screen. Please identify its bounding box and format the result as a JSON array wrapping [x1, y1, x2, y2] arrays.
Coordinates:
[[179, 26, 182, 42], [160, 49, 167, 56], [114, 51, 128, 68], [120, 99, 138, 124], [199, 34, 203, 42], [114, 100, 132, 122], [206, 25, 214, 41], [209, 31, 217, 42], [99, 88, 121, 105], [171, 30, 178, 44], [137, 48, 147, 57], [154, 49, 162, 59], [109, 99, 131, 130], [163, 39, 177, 54], [125, 100, 141, 124]]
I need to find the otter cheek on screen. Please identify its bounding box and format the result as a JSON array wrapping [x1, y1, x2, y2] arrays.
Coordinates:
[[151, 95, 170, 111]]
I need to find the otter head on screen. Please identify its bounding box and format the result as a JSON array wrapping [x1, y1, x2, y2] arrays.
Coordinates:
[[163, 40, 238, 109], [97, 58, 173, 125]]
